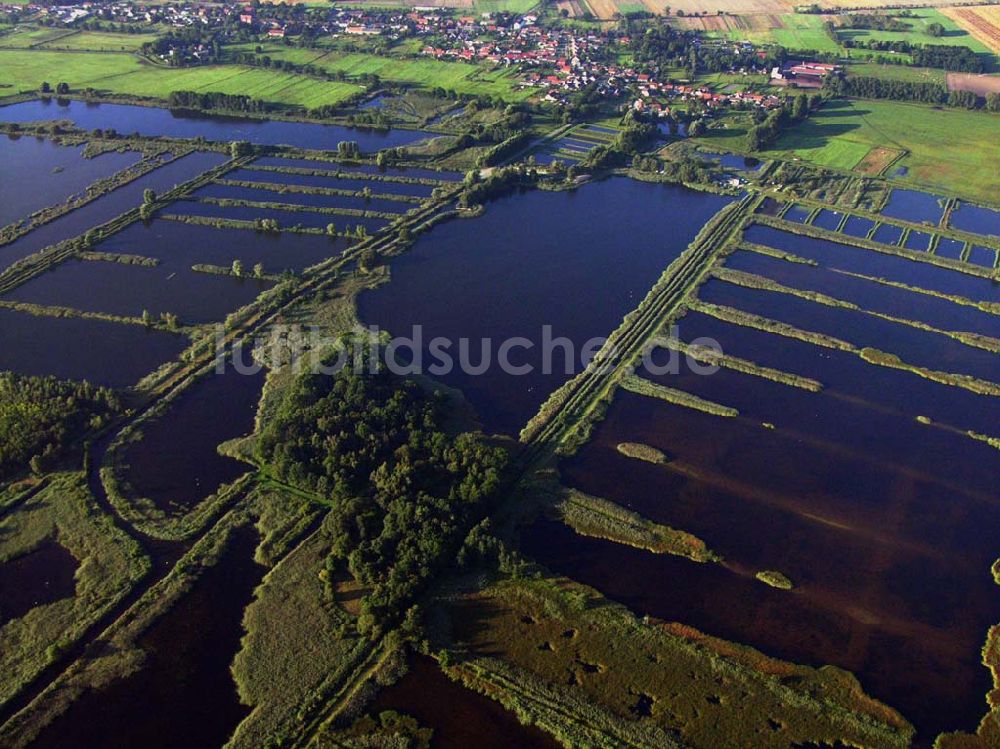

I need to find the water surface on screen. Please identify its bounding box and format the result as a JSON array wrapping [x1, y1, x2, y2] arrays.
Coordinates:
[[0, 152, 228, 273], [0, 135, 139, 227], [0, 308, 186, 387], [0, 99, 431, 151], [358, 178, 731, 434]]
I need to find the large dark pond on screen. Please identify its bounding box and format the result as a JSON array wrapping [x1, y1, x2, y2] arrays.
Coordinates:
[[0, 99, 432, 151], [0, 135, 139, 228], [358, 178, 731, 434], [0, 541, 79, 627]]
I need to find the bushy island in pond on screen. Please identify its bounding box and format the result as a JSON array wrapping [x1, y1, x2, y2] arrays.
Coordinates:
[[254, 350, 507, 637], [0, 372, 121, 479]]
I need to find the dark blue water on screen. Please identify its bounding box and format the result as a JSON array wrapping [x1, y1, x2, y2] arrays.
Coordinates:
[[841, 215, 876, 238], [0, 99, 432, 151], [0, 307, 187, 387], [699, 277, 1000, 382], [743, 224, 1000, 302], [949, 201, 1000, 237], [881, 188, 945, 224], [904, 229, 932, 252], [725, 249, 999, 337], [935, 237, 966, 260], [675, 309, 1000, 436], [871, 223, 903, 246], [0, 135, 139, 227], [358, 178, 731, 434], [0, 151, 228, 273], [969, 245, 998, 269], [811, 209, 843, 231], [783, 204, 811, 224]]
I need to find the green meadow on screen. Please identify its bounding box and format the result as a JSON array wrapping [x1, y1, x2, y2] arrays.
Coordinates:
[[230, 44, 531, 100], [0, 50, 363, 108], [768, 98, 1000, 203]]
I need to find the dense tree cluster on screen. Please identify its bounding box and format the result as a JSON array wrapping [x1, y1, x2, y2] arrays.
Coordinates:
[[0, 372, 121, 479], [911, 45, 985, 73], [255, 356, 508, 635]]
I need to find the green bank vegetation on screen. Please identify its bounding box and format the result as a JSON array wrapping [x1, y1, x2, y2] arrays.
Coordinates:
[[0, 473, 150, 711], [830, 268, 1000, 316], [616, 441, 669, 465], [755, 570, 794, 590], [556, 486, 721, 563], [0, 372, 121, 480], [661, 336, 824, 392], [251, 346, 509, 638], [620, 373, 739, 417], [215, 177, 424, 205]]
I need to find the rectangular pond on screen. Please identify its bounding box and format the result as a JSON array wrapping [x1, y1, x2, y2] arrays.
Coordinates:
[[0, 135, 140, 227], [0, 151, 228, 273], [949, 201, 1000, 238], [880, 188, 946, 225], [0, 307, 187, 387]]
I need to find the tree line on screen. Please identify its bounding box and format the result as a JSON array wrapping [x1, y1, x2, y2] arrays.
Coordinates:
[[826, 75, 1000, 110]]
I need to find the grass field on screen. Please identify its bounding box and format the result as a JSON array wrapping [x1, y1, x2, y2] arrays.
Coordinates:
[[0, 27, 80, 49], [229, 45, 531, 100], [836, 8, 996, 62], [0, 50, 363, 108], [35, 31, 152, 52], [768, 98, 1000, 202], [847, 62, 947, 85]]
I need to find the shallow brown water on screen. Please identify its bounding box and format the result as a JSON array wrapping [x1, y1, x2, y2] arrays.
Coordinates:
[[371, 654, 561, 749]]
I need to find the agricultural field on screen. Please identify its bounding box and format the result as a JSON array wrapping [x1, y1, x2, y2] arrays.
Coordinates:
[[766, 98, 1000, 203], [229, 44, 532, 100], [944, 4, 1000, 55], [0, 50, 363, 108], [30, 31, 153, 53]]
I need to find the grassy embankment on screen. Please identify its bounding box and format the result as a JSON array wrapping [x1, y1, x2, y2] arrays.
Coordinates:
[[754, 214, 998, 281], [441, 574, 914, 749], [0, 494, 281, 748], [555, 485, 721, 563], [0, 474, 150, 712], [689, 299, 1000, 398], [713, 266, 1000, 353]]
